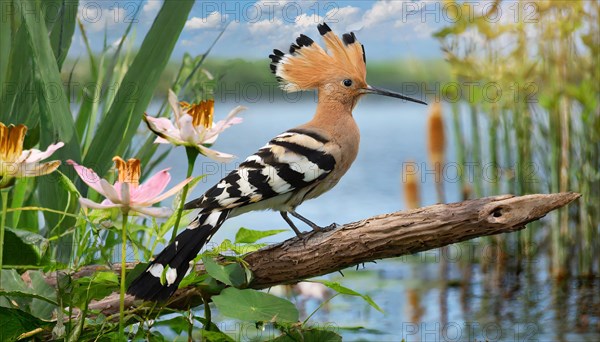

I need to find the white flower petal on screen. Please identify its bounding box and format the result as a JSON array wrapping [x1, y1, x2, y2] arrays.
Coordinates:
[[178, 114, 198, 144], [100, 179, 121, 204], [144, 116, 179, 141], [154, 137, 171, 144], [23, 142, 64, 163], [79, 198, 122, 210], [168, 89, 183, 124], [198, 145, 237, 163], [133, 206, 173, 218], [145, 115, 176, 132], [204, 106, 246, 142], [121, 182, 130, 204], [12, 161, 61, 178]]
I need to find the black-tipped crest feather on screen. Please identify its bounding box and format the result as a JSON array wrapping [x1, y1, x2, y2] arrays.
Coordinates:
[[296, 34, 314, 47], [342, 33, 356, 45], [270, 22, 367, 92], [317, 22, 331, 35]]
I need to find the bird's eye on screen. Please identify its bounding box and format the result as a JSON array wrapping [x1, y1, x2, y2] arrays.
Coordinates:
[[342, 79, 353, 87]]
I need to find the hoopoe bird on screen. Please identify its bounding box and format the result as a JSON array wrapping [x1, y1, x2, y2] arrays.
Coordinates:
[[128, 23, 427, 301]]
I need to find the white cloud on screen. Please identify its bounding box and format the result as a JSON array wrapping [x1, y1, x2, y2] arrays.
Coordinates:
[[177, 1, 442, 59], [143, 0, 161, 13], [361, 1, 406, 28], [247, 18, 293, 47], [406, 21, 435, 40], [326, 6, 362, 32], [332, 5, 360, 19], [246, 13, 324, 51], [185, 11, 227, 30], [294, 13, 323, 30]]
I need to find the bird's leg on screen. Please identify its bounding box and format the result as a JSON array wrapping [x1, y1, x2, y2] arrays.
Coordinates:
[[289, 210, 323, 231], [280, 211, 304, 237]]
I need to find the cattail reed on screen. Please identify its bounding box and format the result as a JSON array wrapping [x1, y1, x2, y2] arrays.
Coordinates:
[[436, 2, 599, 279], [403, 161, 420, 210], [407, 288, 424, 323], [427, 101, 446, 204], [427, 101, 451, 314], [450, 101, 468, 200]]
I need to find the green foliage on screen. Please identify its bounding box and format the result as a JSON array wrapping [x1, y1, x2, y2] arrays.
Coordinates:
[[201, 330, 236, 342], [83, 0, 194, 178], [69, 272, 119, 308], [0, 307, 52, 341], [202, 256, 247, 287], [235, 227, 287, 244], [271, 328, 342, 342], [0, 270, 57, 320], [1, 228, 47, 265], [0, 0, 456, 339], [309, 280, 383, 313], [212, 288, 300, 323], [435, 0, 599, 276]]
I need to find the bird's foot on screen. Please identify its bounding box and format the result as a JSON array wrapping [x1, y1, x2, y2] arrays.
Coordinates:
[[324, 222, 340, 230], [308, 222, 339, 232]]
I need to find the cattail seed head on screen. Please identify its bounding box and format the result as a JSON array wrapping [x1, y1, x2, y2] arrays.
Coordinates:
[[427, 101, 445, 167], [403, 161, 420, 209]]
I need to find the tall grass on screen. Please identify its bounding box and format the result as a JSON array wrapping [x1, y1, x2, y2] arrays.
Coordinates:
[[436, 0, 599, 277], [0, 0, 195, 338]]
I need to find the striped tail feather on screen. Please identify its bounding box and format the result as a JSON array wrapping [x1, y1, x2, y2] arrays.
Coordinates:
[[127, 210, 229, 301]]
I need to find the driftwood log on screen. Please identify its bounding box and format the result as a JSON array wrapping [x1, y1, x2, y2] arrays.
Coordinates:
[[45, 192, 579, 317]]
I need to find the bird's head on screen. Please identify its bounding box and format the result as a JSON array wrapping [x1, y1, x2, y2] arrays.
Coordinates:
[[269, 23, 426, 108]]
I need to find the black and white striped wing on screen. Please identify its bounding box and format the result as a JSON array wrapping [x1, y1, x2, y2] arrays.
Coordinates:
[[184, 129, 335, 211]]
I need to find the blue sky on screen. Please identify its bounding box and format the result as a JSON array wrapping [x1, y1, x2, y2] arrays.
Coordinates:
[[71, 0, 453, 61]]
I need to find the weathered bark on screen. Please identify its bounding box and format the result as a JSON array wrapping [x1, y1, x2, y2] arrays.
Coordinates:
[[50, 192, 579, 316]]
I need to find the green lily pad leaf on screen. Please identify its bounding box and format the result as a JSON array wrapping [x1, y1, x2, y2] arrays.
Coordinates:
[[271, 329, 342, 342], [200, 330, 235, 342], [212, 288, 299, 323], [178, 270, 209, 289], [235, 227, 287, 244], [215, 239, 266, 255], [0, 307, 51, 342], [28, 271, 58, 320], [1, 228, 47, 266], [309, 280, 383, 313], [0, 270, 31, 309], [202, 256, 246, 287], [70, 272, 118, 307], [0, 271, 57, 320], [0, 290, 57, 306], [152, 316, 190, 335]]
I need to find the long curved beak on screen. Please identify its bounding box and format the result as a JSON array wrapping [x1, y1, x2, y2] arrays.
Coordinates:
[[362, 85, 427, 105]]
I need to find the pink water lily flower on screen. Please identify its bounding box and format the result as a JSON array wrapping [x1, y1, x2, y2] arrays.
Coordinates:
[[68, 157, 193, 218], [0, 123, 64, 188], [143, 89, 245, 162]]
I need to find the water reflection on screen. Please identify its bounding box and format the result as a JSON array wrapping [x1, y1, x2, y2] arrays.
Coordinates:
[[302, 244, 600, 341]]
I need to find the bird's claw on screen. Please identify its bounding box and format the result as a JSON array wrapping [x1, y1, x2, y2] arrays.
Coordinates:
[[325, 222, 340, 230]]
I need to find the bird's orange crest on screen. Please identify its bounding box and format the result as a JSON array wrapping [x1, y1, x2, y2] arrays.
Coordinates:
[[269, 23, 367, 92]]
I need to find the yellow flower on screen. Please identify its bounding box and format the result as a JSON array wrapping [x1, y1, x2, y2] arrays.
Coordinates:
[[113, 156, 141, 187], [0, 123, 64, 188], [180, 100, 214, 129]]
